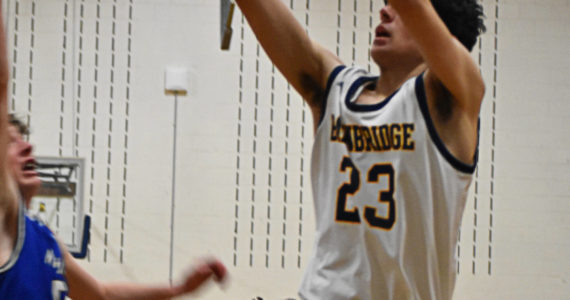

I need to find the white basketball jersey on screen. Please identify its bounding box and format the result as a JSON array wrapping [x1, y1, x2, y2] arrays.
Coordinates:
[[299, 66, 477, 300]]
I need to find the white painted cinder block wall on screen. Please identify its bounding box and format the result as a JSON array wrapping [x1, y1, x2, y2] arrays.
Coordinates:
[[3, 0, 569, 299]]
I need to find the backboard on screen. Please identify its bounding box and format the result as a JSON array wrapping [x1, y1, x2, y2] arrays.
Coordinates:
[[30, 156, 89, 258]]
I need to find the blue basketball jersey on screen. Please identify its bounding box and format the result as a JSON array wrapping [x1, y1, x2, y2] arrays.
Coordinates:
[[0, 205, 68, 299]]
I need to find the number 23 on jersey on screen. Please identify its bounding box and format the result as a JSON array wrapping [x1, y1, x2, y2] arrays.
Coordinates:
[[335, 156, 396, 230]]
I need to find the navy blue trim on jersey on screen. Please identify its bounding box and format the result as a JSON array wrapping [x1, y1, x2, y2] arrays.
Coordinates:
[[345, 76, 399, 112], [318, 65, 346, 126], [415, 73, 478, 174]]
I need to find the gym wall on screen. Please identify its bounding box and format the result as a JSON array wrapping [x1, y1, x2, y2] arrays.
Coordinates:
[[3, 0, 568, 299]]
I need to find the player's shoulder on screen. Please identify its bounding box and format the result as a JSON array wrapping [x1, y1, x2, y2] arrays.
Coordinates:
[[25, 214, 60, 246], [324, 65, 377, 97], [331, 65, 371, 82]]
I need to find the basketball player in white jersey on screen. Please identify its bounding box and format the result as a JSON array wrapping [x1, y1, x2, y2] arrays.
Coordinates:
[[0, 6, 227, 299], [235, 0, 485, 299]]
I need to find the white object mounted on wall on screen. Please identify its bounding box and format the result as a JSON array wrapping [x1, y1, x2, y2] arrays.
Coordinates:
[[164, 67, 189, 95]]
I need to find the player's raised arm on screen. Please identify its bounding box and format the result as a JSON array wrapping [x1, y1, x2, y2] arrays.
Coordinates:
[[0, 0, 16, 205], [389, 0, 485, 119], [0, 0, 8, 171], [235, 0, 342, 108]]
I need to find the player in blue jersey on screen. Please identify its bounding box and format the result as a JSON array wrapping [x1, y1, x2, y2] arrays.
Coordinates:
[[5, 115, 228, 299], [235, 0, 485, 299], [4, 117, 69, 298], [0, 5, 227, 299]]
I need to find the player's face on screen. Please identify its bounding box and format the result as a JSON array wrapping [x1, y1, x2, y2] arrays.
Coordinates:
[[371, 1, 423, 69], [7, 125, 40, 202]]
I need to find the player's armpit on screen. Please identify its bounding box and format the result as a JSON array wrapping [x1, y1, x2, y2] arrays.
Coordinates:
[[235, 0, 342, 107]]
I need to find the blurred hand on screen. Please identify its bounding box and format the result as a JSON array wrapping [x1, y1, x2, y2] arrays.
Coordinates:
[[174, 258, 228, 295]]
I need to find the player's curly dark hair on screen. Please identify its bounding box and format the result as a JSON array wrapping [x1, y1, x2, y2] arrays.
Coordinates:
[[430, 0, 486, 51]]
